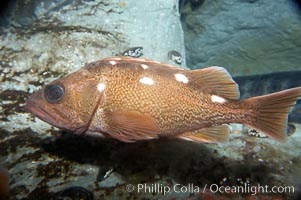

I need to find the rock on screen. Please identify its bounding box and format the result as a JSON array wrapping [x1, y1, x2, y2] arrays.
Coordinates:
[[56, 186, 94, 200], [0, 0, 186, 199], [0, 0, 185, 76], [182, 0, 301, 76], [97, 172, 125, 188]]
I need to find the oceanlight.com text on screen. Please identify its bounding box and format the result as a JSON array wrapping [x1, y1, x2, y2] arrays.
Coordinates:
[[125, 183, 295, 196]]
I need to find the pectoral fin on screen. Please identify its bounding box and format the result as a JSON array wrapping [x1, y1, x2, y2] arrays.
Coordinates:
[[177, 125, 230, 143], [106, 111, 160, 142]]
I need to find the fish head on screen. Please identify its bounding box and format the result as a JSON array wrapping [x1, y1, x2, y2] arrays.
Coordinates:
[[26, 68, 103, 133]]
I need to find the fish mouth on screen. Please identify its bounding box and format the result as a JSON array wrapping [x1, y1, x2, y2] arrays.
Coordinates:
[[25, 98, 86, 133], [26, 99, 67, 130]]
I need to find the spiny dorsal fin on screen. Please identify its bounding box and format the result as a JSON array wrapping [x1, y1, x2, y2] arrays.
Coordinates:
[[188, 67, 240, 100], [106, 111, 160, 142], [177, 125, 230, 143]]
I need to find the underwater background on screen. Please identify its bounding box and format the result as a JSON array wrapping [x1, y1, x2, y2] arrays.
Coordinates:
[[1, 0, 301, 199]]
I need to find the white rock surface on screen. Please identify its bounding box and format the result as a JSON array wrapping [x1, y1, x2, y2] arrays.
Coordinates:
[[0, 0, 185, 78]]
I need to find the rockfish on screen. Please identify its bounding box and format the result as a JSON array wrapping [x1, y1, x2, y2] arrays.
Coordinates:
[[26, 57, 301, 142]]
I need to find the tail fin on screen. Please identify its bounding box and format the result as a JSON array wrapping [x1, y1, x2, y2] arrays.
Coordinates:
[[242, 87, 301, 141]]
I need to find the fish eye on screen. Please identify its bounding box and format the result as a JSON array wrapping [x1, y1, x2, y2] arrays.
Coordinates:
[[44, 84, 65, 103]]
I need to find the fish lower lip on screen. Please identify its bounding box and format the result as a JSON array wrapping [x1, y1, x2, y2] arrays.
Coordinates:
[[26, 99, 60, 127]]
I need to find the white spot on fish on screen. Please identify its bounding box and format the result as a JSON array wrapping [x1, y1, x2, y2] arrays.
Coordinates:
[[109, 60, 117, 65], [211, 95, 227, 103], [174, 73, 189, 83], [141, 64, 149, 69], [139, 77, 154, 85], [97, 83, 106, 92]]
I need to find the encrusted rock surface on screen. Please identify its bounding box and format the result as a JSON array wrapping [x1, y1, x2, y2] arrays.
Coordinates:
[[1, 0, 301, 199]]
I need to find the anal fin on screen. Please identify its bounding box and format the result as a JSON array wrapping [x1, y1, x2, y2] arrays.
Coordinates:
[[177, 125, 230, 143]]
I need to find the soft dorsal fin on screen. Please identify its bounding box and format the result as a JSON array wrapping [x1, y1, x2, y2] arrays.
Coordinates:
[[106, 111, 160, 142], [177, 125, 230, 143], [188, 67, 240, 100]]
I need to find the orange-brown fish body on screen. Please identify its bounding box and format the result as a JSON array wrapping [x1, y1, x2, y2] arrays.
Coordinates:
[[87, 58, 243, 141], [26, 57, 301, 143]]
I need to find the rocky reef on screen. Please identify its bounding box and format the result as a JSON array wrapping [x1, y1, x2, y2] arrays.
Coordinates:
[[1, 0, 301, 199], [181, 0, 301, 76]]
